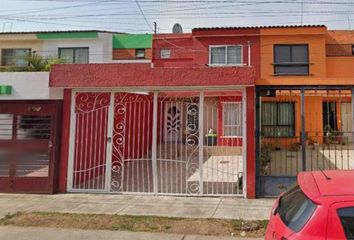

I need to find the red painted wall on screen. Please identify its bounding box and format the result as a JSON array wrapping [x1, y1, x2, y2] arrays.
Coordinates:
[[58, 89, 71, 192], [153, 29, 261, 80], [246, 87, 256, 199], [53, 28, 259, 198], [112, 93, 154, 169], [216, 96, 243, 147], [72, 92, 110, 188], [50, 64, 255, 88]]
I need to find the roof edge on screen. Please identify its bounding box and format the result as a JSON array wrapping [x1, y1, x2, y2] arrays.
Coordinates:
[[193, 24, 326, 31]]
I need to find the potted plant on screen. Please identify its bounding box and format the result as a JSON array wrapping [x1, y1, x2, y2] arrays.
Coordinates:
[[205, 129, 217, 146], [260, 142, 273, 175]]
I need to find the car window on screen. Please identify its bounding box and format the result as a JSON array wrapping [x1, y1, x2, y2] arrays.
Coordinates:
[[278, 185, 317, 232], [338, 207, 354, 239]]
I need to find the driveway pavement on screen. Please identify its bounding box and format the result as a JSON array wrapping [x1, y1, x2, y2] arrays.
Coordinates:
[[0, 193, 273, 220], [0, 226, 263, 240]]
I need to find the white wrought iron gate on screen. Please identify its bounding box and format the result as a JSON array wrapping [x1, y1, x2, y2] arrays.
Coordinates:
[[68, 90, 246, 196]]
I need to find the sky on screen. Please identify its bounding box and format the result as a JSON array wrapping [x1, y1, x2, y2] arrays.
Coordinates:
[[0, 0, 353, 34]]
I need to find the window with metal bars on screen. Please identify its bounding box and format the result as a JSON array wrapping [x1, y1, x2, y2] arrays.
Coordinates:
[[261, 102, 295, 137], [222, 102, 242, 137]]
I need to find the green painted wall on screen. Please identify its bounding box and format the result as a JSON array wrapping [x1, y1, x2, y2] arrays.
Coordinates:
[[113, 34, 152, 49], [36, 31, 98, 40]]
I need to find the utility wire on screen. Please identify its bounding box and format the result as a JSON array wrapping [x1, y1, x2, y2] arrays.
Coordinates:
[[135, 0, 154, 32]]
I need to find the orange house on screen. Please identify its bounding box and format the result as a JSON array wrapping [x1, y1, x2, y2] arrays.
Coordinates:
[[256, 25, 354, 197]]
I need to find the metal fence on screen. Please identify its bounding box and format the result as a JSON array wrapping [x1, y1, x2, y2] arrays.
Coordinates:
[[256, 87, 354, 196], [68, 90, 246, 196]]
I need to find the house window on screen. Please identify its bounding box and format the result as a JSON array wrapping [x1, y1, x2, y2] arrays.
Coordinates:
[[160, 49, 170, 59], [222, 102, 242, 137], [337, 207, 354, 239], [210, 45, 242, 65], [352, 44, 354, 55], [261, 102, 295, 137], [135, 49, 145, 59], [274, 44, 309, 75], [1, 48, 30, 67], [58, 47, 89, 64]]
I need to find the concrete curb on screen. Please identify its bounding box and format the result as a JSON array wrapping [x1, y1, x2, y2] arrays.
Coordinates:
[[0, 193, 274, 221], [0, 226, 263, 240]]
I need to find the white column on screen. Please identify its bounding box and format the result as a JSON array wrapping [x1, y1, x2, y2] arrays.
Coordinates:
[[242, 88, 247, 197], [104, 92, 115, 192], [198, 91, 204, 195], [152, 91, 159, 195], [67, 90, 76, 192]]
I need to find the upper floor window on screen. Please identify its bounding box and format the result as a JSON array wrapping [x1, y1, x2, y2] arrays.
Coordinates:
[[58, 47, 89, 64], [135, 49, 145, 59], [160, 49, 170, 59], [210, 45, 242, 65], [274, 44, 309, 76], [1, 48, 30, 67]]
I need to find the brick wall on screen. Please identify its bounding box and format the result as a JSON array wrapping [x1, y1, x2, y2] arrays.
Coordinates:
[[112, 48, 152, 60]]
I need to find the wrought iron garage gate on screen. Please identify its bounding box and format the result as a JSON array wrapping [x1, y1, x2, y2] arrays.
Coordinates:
[[67, 90, 246, 196], [256, 87, 354, 196]]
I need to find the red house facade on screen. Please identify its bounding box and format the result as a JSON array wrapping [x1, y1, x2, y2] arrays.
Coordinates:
[[51, 27, 260, 198]]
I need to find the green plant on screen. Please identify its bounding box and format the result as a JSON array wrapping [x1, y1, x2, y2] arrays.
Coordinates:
[[1, 53, 66, 72], [288, 142, 301, 152], [306, 134, 316, 146], [324, 125, 344, 145], [260, 142, 273, 174]]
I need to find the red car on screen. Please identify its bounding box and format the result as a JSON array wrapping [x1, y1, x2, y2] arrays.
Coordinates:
[[265, 170, 354, 240]]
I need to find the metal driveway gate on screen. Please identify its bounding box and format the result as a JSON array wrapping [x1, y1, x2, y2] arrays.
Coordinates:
[[256, 87, 354, 196], [68, 90, 246, 196]]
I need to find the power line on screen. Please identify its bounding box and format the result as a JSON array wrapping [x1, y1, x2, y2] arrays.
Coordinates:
[[135, 0, 154, 32], [2, 0, 354, 33]]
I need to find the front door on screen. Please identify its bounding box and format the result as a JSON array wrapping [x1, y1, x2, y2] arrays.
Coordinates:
[[0, 101, 61, 193], [323, 101, 337, 132], [165, 103, 183, 142]]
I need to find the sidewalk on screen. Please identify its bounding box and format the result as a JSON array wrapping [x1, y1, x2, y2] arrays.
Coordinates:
[[0, 226, 263, 240], [0, 193, 273, 220]]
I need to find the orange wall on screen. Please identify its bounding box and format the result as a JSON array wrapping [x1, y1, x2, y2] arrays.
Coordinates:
[[258, 27, 327, 86], [258, 27, 354, 85], [327, 57, 354, 79], [262, 95, 351, 147]]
